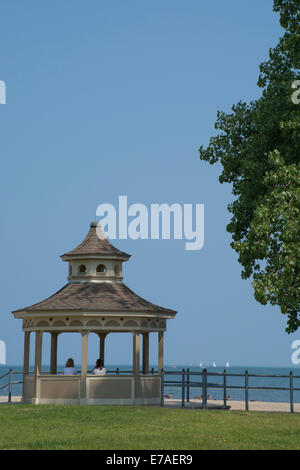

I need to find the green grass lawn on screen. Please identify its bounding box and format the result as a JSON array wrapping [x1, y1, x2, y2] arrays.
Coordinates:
[[0, 404, 300, 450]]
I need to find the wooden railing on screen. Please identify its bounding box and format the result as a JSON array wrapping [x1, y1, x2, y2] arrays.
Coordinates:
[[161, 369, 300, 413], [2, 367, 299, 413], [0, 369, 23, 403]]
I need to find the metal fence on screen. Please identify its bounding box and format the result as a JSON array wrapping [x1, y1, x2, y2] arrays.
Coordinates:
[[161, 368, 299, 413]]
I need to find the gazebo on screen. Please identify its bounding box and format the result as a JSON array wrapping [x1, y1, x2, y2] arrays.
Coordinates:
[[12, 222, 177, 405]]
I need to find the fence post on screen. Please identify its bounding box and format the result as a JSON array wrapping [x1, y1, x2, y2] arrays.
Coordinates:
[[290, 371, 294, 414], [181, 369, 185, 408], [245, 370, 249, 411], [8, 369, 13, 403], [202, 368, 207, 409], [187, 368, 190, 403], [223, 369, 227, 407], [116, 368, 119, 375], [161, 369, 164, 408], [151, 368, 154, 375]]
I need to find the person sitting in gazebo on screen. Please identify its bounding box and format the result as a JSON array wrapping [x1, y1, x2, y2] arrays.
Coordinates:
[[63, 358, 77, 375], [92, 358, 106, 376]]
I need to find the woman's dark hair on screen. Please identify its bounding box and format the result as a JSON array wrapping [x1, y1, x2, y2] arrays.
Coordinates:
[[95, 358, 104, 369], [65, 358, 74, 368]]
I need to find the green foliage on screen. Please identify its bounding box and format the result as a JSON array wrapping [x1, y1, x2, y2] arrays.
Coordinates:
[[199, 0, 300, 332]]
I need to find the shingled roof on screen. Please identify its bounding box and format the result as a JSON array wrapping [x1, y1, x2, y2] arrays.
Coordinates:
[[12, 282, 177, 316], [61, 222, 130, 259]]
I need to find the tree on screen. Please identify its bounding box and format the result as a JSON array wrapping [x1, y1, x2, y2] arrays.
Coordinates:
[[199, 0, 300, 333]]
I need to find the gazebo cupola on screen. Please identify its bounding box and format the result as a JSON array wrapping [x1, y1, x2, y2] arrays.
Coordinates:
[[61, 221, 130, 284]]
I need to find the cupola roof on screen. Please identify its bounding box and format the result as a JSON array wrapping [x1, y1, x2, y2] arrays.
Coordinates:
[[61, 222, 130, 260]]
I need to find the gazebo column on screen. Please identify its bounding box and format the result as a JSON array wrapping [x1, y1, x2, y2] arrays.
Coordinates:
[[33, 331, 43, 404], [142, 333, 149, 375], [50, 332, 59, 374], [80, 331, 88, 404], [23, 331, 31, 376], [132, 332, 140, 376], [97, 333, 107, 366], [158, 331, 164, 373]]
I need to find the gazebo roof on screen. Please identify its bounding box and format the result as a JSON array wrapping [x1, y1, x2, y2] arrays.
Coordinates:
[[61, 222, 130, 259], [12, 282, 177, 316]]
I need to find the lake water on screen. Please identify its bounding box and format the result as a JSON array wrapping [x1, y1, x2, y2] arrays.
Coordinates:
[[1, 364, 300, 403]]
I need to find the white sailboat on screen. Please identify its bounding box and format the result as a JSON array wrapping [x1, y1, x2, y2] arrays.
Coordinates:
[[225, 361, 230, 368], [199, 362, 203, 368], [212, 361, 216, 367]]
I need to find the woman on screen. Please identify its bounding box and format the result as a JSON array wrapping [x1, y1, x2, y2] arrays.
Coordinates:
[[92, 358, 106, 375], [63, 358, 77, 375]]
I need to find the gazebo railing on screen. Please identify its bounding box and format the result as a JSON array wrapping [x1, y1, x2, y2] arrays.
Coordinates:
[[0, 367, 160, 402], [26, 367, 158, 375]]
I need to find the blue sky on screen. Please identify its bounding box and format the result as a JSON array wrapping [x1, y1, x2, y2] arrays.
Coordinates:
[[1, 0, 297, 368]]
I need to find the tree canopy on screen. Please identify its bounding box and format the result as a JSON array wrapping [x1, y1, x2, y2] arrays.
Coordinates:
[[199, 0, 300, 333]]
